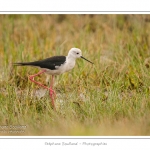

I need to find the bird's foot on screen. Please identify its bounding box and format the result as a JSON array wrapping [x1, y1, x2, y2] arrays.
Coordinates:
[[29, 75, 34, 80]]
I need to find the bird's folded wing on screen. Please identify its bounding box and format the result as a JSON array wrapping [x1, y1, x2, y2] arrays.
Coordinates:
[[14, 56, 66, 70]]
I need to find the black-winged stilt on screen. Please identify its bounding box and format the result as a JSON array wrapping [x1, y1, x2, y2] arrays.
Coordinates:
[[14, 48, 93, 110]]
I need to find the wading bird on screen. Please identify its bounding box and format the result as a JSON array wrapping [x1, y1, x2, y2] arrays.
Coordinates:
[[14, 48, 93, 110]]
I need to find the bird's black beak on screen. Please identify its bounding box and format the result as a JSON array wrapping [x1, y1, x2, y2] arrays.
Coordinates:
[[81, 56, 94, 64]]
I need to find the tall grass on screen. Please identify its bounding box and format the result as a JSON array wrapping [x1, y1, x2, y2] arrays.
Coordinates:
[[0, 15, 150, 135]]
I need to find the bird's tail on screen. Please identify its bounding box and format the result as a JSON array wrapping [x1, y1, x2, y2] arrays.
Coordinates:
[[13, 62, 33, 66]]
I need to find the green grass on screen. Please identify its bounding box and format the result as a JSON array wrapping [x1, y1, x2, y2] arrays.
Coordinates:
[[0, 15, 150, 135]]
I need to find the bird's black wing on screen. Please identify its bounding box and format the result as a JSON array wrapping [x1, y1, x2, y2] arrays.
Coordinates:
[[14, 56, 66, 70]]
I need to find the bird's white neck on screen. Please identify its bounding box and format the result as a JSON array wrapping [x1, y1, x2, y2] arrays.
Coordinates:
[[66, 54, 77, 62], [65, 55, 76, 72]]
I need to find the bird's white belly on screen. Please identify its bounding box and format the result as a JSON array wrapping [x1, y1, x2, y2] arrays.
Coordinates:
[[44, 69, 63, 75]]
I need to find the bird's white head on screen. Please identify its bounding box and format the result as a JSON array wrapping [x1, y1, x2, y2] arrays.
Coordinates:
[[68, 48, 94, 64], [68, 48, 82, 59]]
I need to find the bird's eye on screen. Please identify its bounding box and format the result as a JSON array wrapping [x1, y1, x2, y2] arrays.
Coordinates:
[[77, 53, 79, 54]]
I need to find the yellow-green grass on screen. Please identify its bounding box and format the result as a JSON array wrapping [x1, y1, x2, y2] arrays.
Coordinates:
[[0, 15, 150, 135]]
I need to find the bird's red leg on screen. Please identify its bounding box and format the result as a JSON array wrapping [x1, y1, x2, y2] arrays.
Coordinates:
[[28, 70, 55, 109], [49, 75, 56, 109], [29, 70, 49, 90]]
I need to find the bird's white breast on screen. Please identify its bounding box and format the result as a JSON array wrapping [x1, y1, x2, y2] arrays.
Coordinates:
[[64, 60, 75, 72]]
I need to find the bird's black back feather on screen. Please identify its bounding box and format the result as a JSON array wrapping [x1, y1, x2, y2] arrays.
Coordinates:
[[14, 56, 66, 70]]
